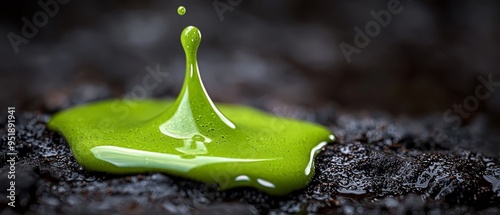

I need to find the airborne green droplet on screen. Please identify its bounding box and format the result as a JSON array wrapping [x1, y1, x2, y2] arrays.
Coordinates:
[[177, 6, 186, 16], [48, 26, 334, 195]]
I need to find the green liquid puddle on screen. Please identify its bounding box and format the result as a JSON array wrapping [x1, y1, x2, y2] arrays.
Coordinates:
[[48, 26, 334, 195]]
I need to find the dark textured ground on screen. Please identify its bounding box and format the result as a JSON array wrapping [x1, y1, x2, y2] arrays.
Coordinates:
[[1, 1, 500, 214], [1, 103, 500, 214]]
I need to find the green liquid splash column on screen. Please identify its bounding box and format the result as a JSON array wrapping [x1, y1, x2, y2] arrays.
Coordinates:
[[48, 14, 334, 196], [158, 26, 236, 155]]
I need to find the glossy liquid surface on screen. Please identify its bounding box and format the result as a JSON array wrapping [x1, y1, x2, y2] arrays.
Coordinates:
[[177, 6, 186, 16], [48, 26, 334, 195]]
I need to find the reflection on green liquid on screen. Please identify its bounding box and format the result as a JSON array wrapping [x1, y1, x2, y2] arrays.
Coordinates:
[[48, 26, 334, 195], [177, 6, 186, 16]]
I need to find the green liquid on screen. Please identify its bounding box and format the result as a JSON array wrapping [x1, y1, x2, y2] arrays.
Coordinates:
[[48, 26, 334, 195], [177, 6, 186, 16]]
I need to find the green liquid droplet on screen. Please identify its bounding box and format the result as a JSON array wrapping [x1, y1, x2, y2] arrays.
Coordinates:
[[48, 26, 334, 195], [177, 6, 186, 16]]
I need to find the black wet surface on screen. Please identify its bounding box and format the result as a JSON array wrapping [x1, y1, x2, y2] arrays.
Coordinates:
[[1, 107, 500, 214]]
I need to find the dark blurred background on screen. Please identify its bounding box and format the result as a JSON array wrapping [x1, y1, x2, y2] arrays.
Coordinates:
[[0, 0, 499, 126]]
